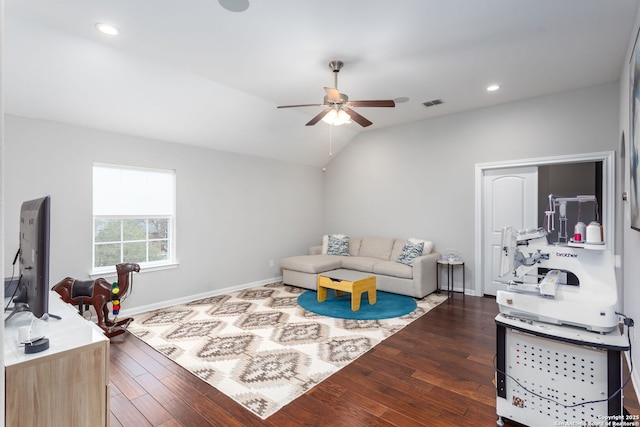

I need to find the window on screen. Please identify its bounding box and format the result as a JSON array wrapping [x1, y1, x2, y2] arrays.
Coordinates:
[[93, 164, 176, 273]]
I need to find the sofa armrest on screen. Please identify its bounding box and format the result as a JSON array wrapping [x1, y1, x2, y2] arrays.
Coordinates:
[[412, 251, 440, 297], [309, 245, 323, 255]]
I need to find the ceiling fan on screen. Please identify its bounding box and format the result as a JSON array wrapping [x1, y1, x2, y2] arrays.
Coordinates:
[[277, 60, 395, 127]]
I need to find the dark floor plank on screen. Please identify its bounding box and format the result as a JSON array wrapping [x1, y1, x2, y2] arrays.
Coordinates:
[[133, 372, 177, 405], [110, 393, 154, 427], [109, 413, 124, 427], [130, 393, 174, 426], [110, 361, 149, 401], [116, 336, 175, 379], [161, 398, 218, 427]]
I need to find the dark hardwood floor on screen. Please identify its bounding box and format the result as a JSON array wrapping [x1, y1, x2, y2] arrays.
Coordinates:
[[109, 293, 639, 426]]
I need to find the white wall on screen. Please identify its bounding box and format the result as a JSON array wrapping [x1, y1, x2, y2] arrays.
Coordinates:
[[1, 0, 6, 422], [323, 81, 620, 295], [4, 115, 324, 311], [619, 8, 640, 400]]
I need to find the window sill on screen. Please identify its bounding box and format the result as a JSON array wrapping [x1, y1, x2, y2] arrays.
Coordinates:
[[89, 261, 179, 279]]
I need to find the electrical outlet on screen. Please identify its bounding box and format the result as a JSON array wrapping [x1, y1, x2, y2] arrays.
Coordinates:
[[269, 260, 274, 268]]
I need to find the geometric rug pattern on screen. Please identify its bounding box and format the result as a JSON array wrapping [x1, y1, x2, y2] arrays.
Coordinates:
[[128, 282, 448, 419]]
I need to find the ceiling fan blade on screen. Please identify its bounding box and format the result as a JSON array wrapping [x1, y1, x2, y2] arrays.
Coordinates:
[[306, 109, 330, 126], [343, 108, 373, 127], [277, 103, 325, 109], [348, 100, 395, 108], [324, 87, 342, 103]]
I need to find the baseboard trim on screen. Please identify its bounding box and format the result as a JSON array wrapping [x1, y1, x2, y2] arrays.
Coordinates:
[[445, 287, 479, 297], [120, 276, 283, 317], [625, 351, 640, 408]]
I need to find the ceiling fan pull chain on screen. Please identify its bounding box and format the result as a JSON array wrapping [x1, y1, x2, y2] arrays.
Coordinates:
[[329, 124, 333, 158]]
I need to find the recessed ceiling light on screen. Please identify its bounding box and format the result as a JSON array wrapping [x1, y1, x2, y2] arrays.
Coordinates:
[[95, 23, 120, 36], [486, 84, 501, 92]]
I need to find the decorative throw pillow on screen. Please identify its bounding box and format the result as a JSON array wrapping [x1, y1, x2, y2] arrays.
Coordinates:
[[409, 237, 434, 255], [327, 234, 350, 256], [322, 234, 347, 254], [396, 241, 424, 266]]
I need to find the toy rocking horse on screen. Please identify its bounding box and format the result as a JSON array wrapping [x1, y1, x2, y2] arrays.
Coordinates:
[[52, 263, 140, 338]]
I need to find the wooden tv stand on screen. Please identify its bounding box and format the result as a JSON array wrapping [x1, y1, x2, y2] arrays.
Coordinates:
[[4, 291, 109, 427]]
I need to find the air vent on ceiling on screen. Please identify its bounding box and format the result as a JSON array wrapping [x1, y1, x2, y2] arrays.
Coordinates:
[[422, 99, 444, 107]]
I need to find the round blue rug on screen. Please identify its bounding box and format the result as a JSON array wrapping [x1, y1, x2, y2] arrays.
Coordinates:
[[297, 289, 417, 320]]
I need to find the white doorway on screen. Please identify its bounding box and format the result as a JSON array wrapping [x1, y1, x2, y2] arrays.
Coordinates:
[[482, 167, 538, 296], [474, 152, 615, 296]]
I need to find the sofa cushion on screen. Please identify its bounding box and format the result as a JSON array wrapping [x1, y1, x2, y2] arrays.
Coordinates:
[[280, 255, 342, 274], [327, 234, 350, 256], [390, 239, 407, 261], [309, 245, 323, 255], [340, 256, 379, 273], [396, 241, 424, 266], [349, 238, 362, 256], [373, 260, 413, 279], [359, 237, 395, 260]]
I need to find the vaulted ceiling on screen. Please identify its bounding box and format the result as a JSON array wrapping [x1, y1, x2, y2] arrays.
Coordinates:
[[4, 0, 640, 166]]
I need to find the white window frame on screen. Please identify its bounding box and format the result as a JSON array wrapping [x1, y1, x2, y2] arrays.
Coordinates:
[[92, 163, 177, 276]]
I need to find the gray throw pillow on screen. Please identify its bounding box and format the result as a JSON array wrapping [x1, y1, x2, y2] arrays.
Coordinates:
[[327, 235, 350, 256], [397, 241, 424, 266]]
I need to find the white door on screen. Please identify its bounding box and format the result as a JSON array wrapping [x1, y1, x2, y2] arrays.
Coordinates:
[[482, 167, 538, 296]]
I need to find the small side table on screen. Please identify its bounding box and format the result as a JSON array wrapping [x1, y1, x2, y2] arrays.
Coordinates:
[[437, 259, 465, 297]]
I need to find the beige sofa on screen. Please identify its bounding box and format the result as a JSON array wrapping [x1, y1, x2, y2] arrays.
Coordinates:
[[280, 236, 440, 298]]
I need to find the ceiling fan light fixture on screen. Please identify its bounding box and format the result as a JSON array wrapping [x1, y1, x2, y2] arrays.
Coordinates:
[[322, 109, 351, 126], [278, 60, 394, 127]]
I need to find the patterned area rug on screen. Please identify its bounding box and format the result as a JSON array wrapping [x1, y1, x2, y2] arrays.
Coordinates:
[[128, 282, 447, 419]]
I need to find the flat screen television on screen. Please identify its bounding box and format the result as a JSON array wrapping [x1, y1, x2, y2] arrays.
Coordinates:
[[6, 196, 53, 322]]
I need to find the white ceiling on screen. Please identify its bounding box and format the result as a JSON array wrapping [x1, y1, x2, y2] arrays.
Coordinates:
[[4, 0, 640, 166]]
